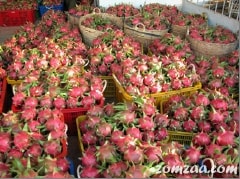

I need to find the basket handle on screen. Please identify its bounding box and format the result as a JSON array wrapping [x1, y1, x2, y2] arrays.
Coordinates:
[[186, 26, 190, 36], [76, 164, 82, 178], [201, 158, 215, 178], [102, 79, 107, 93], [187, 63, 196, 73], [84, 59, 89, 67], [112, 74, 121, 88], [92, 7, 101, 14], [12, 85, 16, 95], [64, 124, 68, 135], [134, 23, 146, 32]]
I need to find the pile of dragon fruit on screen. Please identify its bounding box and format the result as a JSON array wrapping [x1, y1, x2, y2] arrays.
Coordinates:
[[105, 3, 140, 17], [12, 67, 105, 110], [5, 10, 105, 113], [113, 53, 199, 95], [78, 97, 172, 178], [0, 109, 71, 178], [78, 95, 239, 178], [68, 5, 94, 17], [189, 51, 239, 98], [163, 90, 239, 133], [81, 14, 120, 32], [0, 10, 106, 178], [171, 11, 207, 27], [88, 29, 142, 76], [41, 0, 62, 6], [0, 2, 239, 178], [188, 25, 237, 44], [3, 11, 87, 80], [0, 0, 37, 11]]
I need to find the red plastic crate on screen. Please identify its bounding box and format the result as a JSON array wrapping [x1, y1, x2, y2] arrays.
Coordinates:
[[61, 98, 104, 136], [0, 9, 36, 26], [56, 138, 68, 158], [0, 77, 7, 113], [0, 11, 2, 26], [62, 107, 89, 136], [11, 104, 21, 113], [56, 115, 68, 158]]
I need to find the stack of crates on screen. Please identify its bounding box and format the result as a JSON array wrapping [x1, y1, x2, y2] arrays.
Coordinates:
[[0, 0, 36, 26]]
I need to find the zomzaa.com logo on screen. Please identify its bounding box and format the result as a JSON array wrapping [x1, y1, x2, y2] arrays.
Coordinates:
[[151, 158, 239, 177]]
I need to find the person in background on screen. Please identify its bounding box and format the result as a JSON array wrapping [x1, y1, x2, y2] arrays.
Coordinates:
[[64, 0, 76, 11], [64, 0, 94, 11]]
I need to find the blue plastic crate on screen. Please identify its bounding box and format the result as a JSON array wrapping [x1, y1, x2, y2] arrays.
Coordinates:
[[67, 157, 75, 177], [39, 4, 64, 17]]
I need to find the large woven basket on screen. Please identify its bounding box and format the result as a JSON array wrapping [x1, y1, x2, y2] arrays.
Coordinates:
[[124, 17, 169, 52], [171, 25, 188, 39], [68, 13, 80, 26], [78, 11, 123, 46], [187, 35, 238, 57]]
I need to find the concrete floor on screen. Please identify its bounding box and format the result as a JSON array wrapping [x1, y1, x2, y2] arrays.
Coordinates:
[[0, 26, 81, 178], [0, 26, 21, 43]]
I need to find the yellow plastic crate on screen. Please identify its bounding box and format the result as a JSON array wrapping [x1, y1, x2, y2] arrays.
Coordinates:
[[100, 75, 116, 99], [7, 77, 22, 85], [112, 74, 202, 113], [76, 115, 86, 155], [167, 131, 195, 146]]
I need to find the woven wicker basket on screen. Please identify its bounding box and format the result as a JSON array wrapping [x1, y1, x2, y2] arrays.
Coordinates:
[[68, 13, 79, 26], [78, 11, 123, 46], [124, 17, 169, 52], [187, 35, 238, 57], [171, 25, 188, 39]]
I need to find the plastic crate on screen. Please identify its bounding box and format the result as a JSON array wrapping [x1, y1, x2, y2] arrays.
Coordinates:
[[112, 74, 202, 113], [167, 130, 195, 146], [62, 107, 89, 136], [100, 76, 116, 99], [56, 138, 68, 158], [62, 98, 104, 136], [0, 9, 36, 26], [39, 4, 63, 17], [0, 77, 7, 113], [6, 77, 22, 85], [11, 104, 20, 113], [67, 158, 75, 177], [76, 115, 86, 154]]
